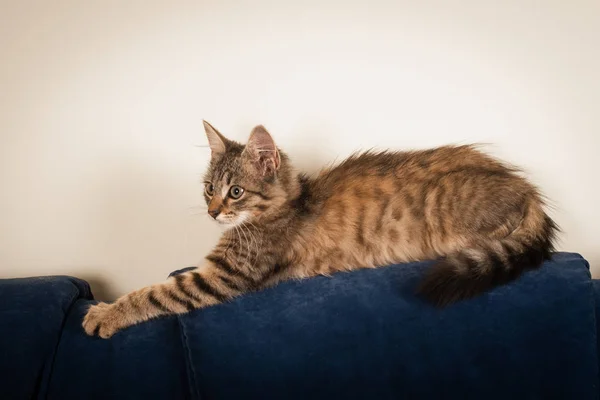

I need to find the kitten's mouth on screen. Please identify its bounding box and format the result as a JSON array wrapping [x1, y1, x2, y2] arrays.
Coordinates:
[[215, 214, 240, 226], [215, 212, 249, 228]]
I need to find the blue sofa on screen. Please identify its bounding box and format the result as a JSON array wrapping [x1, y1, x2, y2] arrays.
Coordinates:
[[1, 252, 598, 399]]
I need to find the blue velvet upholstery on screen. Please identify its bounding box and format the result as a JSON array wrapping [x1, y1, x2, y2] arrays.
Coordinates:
[[1, 253, 598, 399]]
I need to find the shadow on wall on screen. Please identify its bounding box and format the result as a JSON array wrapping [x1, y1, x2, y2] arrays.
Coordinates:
[[79, 273, 120, 302], [587, 257, 599, 274]]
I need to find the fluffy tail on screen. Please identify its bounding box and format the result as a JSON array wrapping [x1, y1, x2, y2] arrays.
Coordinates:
[[417, 204, 558, 307]]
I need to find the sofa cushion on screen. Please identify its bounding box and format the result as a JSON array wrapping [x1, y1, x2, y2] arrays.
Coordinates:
[[0, 276, 91, 400], [46, 299, 192, 400], [178, 252, 598, 399], [3, 253, 596, 400]]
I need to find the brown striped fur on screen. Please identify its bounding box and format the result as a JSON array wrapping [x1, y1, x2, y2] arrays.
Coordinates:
[[83, 121, 558, 338]]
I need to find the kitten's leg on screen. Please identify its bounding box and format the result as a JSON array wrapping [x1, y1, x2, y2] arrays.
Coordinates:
[[82, 259, 255, 338]]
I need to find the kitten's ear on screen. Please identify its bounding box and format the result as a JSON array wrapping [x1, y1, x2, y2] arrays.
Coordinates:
[[203, 120, 229, 157], [243, 125, 281, 176]]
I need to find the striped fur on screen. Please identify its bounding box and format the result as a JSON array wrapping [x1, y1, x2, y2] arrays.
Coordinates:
[[83, 122, 558, 338]]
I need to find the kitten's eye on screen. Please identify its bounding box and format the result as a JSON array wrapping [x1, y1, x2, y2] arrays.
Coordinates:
[[229, 185, 244, 199], [205, 183, 214, 196]]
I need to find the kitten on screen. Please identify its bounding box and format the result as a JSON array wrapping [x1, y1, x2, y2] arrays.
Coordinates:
[[83, 121, 558, 338]]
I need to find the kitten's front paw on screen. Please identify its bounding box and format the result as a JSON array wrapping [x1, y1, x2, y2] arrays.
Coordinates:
[[83, 302, 123, 339]]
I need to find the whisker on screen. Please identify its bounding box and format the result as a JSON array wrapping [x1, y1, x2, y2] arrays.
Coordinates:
[[239, 223, 251, 270], [233, 225, 243, 266], [242, 220, 261, 270], [220, 227, 234, 262], [238, 223, 252, 270]]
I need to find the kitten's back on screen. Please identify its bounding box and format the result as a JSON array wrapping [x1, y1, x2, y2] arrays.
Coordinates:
[[291, 145, 557, 305]]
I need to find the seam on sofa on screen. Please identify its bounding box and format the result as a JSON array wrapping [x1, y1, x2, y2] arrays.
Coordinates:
[[36, 288, 82, 400], [178, 316, 202, 400], [591, 281, 600, 399], [575, 255, 599, 398]]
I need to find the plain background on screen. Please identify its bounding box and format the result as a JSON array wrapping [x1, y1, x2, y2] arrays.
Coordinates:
[[1, 0, 598, 300]]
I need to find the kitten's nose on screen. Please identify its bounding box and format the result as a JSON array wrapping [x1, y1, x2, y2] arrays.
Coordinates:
[[208, 208, 220, 219]]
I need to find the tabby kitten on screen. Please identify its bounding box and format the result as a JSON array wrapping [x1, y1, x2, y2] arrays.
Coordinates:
[[83, 121, 557, 338]]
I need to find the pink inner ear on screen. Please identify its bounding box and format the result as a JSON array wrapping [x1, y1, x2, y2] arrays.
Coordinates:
[[248, 149, 279, 177], [246, 126, 280, 173], [258, 153, 279, 175], [248, 127, 275, 150]]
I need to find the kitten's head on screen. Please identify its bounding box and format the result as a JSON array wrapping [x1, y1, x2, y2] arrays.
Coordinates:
[[202, 121, 295, 227]]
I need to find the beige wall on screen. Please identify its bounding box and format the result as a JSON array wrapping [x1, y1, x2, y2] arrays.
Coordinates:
[[1, 1, 598, 300]]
